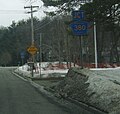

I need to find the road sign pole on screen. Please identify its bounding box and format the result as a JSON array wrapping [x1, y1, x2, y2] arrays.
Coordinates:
[[79, 36, 83, 68], [94, 21, 98, 68], [22, 58, 24, 66], [39, 33, 42, 78], [31, 61, 34, 77]]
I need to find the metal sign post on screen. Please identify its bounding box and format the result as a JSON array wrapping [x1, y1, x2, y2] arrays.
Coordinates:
[[27, 62, 34, 77], [94, 21, 98, 68], [79, 36, 84, 68], [39, 33, 42, 78]]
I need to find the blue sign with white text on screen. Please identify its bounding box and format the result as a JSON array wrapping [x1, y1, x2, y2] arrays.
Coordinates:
[[72, 10, 84, 21], [20, 51, 25, 59], [70, 21, 88, 36]]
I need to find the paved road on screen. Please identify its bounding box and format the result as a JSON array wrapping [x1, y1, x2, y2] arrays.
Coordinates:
[[0, 68, 105, 114], [0, 68, 70, 114]]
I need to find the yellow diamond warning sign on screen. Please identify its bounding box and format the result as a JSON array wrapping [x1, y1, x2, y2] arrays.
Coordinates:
[[27, 45, 38, 55]]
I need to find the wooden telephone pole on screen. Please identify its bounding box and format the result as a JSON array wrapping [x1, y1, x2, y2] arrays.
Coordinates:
[[24, 5, 39, 45], [24, 5, 39, 77]]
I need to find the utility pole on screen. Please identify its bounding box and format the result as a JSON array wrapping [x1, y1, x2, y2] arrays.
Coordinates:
[[24, 5, 39, 45], [24, 5, 39, 77]]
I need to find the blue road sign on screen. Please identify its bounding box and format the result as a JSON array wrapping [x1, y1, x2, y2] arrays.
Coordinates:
[[20, 51, 25, 59], [70, 21, 88, 36], [72, 10, 84, 21]]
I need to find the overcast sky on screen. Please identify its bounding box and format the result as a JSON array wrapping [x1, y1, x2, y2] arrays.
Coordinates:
[[0, 0, 56, 27]]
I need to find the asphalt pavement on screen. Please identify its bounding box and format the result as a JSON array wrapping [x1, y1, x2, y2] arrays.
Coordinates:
[[0, 68, 70, 114], [0, 67, 105, 114]]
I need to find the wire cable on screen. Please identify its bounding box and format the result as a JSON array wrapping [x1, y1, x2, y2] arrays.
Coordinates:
[[0, 10, 27, 14]]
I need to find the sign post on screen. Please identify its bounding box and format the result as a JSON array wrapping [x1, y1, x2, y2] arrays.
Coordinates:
[[79, 36, 84, 68], [94, 21, 98, 68]]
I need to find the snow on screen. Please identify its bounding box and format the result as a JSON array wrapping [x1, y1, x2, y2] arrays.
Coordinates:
[[86, 68, 120, 113], [90, 67, 120, 85], [15, 62, 69, 78], [15, 62, 120, 113]]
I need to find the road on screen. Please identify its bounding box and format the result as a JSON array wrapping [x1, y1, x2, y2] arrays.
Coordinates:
[[0, 68, 70, 114], [0, 67, 105, 114]]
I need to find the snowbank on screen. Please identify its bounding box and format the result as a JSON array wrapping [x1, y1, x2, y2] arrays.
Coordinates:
[[15, 62, 120, 113], [51, 67, 120, 114], [15, 62, 69, 78]]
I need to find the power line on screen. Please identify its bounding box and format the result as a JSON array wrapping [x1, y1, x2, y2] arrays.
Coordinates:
[[34, 16, 57, 31], [0, 10, 26, 14], [34, 19, 53, 31]]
